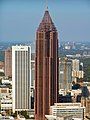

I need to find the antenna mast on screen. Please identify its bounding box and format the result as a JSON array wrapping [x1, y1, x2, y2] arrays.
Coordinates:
[[46, 0, 48, 10]]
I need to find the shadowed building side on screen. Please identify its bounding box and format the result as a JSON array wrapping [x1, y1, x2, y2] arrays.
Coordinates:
[[5, 48, 12, 77], [35, 10, 59, 120]]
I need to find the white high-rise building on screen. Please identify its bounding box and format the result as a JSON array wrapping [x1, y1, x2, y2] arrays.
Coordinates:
[[12, 45, 31, 113]]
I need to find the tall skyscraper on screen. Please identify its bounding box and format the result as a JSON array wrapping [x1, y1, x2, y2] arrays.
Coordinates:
[[5, 48, 12, 77], [35, 10, 58, 120], [12, 45, 31, 113]]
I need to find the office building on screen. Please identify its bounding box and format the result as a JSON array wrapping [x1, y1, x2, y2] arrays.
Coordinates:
[[12, 45, 31, 113], [1, 99, 12, 111], [50, 103, 85, 119], [72, 59, 84, 82], [85, 98, 90, 115], [81, 97, 90, 115], [72, 59, 79, 71], [31, 53, 35, 88], [5, 48, 12, 77], [30, 53, 35, 109], [59, 58, 72, 92], [0, 85, 9, 94], [35, 9, 58, 120]]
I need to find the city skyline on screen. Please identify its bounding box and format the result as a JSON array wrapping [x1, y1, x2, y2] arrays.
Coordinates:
[[0, 0, 90, 43], [0, 1, 90, 119]]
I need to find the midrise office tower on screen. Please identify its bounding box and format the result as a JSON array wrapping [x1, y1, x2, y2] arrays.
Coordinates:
[[35, 10, 59, 120], [12, 45, 31, 113]]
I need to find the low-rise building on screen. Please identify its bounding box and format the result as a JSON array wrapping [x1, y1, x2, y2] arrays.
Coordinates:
[[45, 115, 73, 120], [0, 85, 9, 94], [0, 61, 4, 70], [81, 97, 90, 115], [2, 78, 12, 85], [1, 99, 12, 111], [50, 103, 85, 119]]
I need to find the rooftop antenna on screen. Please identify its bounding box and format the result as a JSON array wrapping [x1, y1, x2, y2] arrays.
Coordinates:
[[45, 0, 48, 10]]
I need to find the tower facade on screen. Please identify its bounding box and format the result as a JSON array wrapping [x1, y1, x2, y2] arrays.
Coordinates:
[[35, 10, 58, 120], [12, 45, 31, 113]]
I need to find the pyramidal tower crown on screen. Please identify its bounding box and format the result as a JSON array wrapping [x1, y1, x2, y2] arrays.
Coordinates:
[[37, 10, 56, 32]]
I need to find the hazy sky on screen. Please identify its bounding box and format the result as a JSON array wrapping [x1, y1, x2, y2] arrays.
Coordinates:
[[0, 0, 90, 43]]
